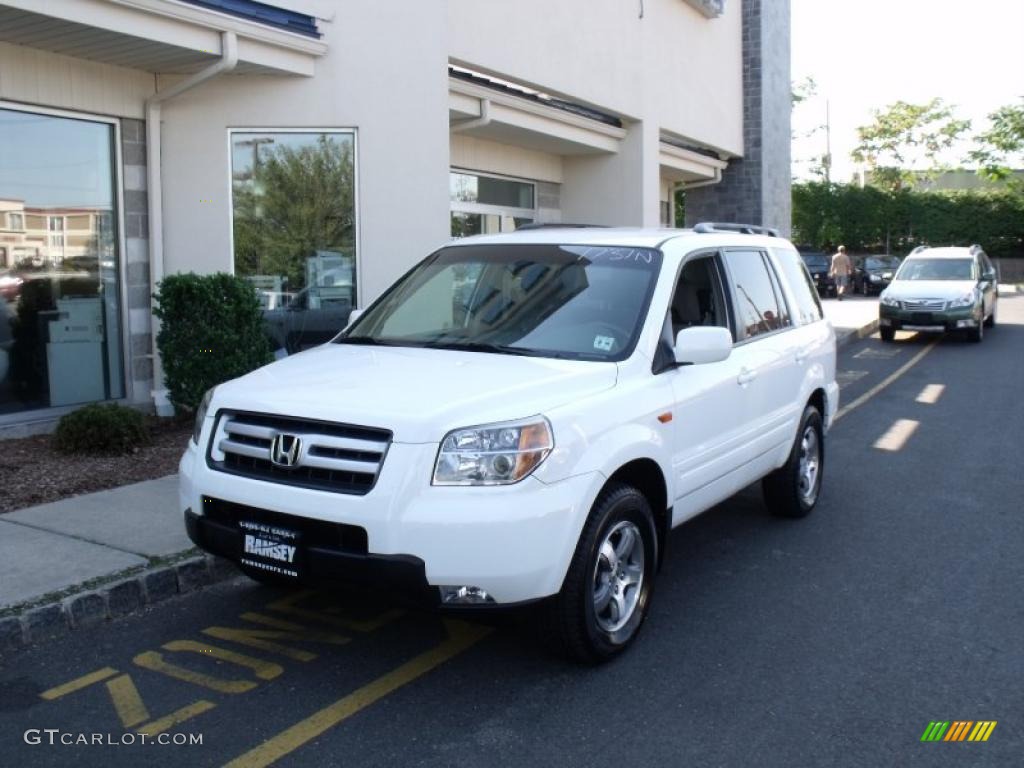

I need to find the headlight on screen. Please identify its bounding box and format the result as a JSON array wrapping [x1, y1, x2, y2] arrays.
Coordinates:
[[880, 294, 900, 307], [869, 274, 881, 282], [192, 387, 215, 444], [948, 293, 976, 308], [433, 417, 553, 486]]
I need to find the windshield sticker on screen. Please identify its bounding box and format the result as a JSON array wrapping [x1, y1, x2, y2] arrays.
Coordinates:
[[593, 335, 615, 352]]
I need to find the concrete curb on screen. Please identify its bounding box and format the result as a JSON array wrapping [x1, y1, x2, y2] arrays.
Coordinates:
[[0, 553, 238, 656], [835, 318, 879, 350]]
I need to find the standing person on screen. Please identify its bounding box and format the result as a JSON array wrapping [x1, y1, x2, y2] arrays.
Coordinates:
[[830, 245, 853, 300]]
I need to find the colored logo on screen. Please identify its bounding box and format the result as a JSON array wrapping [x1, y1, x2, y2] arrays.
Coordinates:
[[921, 721, 997, 742]]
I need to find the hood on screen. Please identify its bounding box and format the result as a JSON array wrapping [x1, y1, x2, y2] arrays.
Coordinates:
[[882, 280, 977, 300], [212, 343, 618, 443]]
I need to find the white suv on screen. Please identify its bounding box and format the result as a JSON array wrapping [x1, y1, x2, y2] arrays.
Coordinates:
[[181, 224, 839, 662]]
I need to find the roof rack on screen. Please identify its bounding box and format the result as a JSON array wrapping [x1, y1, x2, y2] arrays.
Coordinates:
[[514, 223, 606, 230], [693, 222, 780, 237]]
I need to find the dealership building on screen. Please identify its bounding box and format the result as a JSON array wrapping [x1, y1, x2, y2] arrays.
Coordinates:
[[0, 0, 790, 433]]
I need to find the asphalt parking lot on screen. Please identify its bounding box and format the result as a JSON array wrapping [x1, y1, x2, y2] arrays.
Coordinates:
[[1, 294, 1021, 768]]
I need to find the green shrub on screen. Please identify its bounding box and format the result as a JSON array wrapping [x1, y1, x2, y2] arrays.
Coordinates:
[[152, 272, 273, 413], [54, 403, 151, 455]]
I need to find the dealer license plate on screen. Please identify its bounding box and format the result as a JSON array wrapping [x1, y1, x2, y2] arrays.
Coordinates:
[[239, 519, 302, 579]]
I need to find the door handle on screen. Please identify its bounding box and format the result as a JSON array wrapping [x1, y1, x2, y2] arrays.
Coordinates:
[[737, 367, 757, 386]]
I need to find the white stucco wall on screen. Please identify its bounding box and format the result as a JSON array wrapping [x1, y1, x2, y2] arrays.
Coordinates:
[[451, 134, 563, 184], [448, 0, 743, 157], [157, 3, 451, 306]]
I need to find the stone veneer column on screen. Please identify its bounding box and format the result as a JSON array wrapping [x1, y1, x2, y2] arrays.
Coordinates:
[[685, 0, 792, 236], [120, 118, 154, 407]]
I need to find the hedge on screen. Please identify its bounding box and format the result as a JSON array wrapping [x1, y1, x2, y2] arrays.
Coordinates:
[[792, 182, 1024, 257]]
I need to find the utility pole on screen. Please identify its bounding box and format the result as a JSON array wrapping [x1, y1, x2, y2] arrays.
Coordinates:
[[823, 99, 832, 184], [235, 137, 274, 180]]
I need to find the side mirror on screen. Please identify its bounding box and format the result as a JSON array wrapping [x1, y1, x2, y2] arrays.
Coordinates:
[[347, 308, 364, 327], [674, 326, 733, 365], [982, 269, 997, 283]]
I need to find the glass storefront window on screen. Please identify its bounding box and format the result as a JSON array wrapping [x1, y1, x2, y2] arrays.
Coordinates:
[[450, 172, 534, 209], [230, 131, 357, 356], [450, 171, 535, 238], [0, 106, 123, 416]]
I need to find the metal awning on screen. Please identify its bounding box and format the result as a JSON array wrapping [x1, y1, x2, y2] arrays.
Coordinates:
[[0, 0, 326, 76]]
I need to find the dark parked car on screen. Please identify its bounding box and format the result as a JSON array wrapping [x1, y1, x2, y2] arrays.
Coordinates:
[[799, 251, 835, 297], [854, 255, 901, 295]]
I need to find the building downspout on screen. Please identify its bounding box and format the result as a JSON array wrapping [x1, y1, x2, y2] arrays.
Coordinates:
[[450, 98, 491, 133], [145, 31, 238, 416], [680, 167, 723, 191], [672, 169, 722, 226]]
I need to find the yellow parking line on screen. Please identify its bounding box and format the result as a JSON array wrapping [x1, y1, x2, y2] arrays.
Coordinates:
[[224, 620, 491, 768], [39, 667, 119, 700], [106, 674, 151, 728], [834, 339, 939, 423], [137, 700, 217, 736]]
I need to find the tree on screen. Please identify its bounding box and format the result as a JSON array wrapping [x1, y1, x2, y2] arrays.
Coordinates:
[[852, 99, 971, 192], [791, 77, 830, 181], [968, 98, 1024, 183]]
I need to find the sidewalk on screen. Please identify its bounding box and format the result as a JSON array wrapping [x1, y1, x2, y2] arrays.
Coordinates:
[[0, 476, 236, 654], [821, 294, 879, 347]]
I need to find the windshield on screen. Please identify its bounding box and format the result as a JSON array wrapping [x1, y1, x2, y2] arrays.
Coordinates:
[[340, 244, 663, 361], [896, 258, 975, 281], [801, 253, 828, 268], [865, 257, 899, 270]]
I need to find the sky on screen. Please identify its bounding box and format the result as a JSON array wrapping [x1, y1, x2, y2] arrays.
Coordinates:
[[791, 0, 1024, 182]]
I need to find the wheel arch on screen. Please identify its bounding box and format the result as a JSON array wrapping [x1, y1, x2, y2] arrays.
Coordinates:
[[604, 458, 669, 569]]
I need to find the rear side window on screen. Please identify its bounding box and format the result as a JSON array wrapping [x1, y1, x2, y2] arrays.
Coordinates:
[[722, 250, 787, 341], [773, 247, 824, 325]]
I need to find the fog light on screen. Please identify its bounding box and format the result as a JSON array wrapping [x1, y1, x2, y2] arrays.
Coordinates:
[[439, 585, 494, 604], [956, 319, 977, 328]]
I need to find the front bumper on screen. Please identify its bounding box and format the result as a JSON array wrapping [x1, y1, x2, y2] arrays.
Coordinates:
[[879, 303, 979, 331], [179, 440, 600, 604]]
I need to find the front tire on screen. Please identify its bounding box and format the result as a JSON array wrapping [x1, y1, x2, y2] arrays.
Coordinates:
[[763, 405, 824, 519], [880, 326, 895, 342], [967, 315, 984, 343], [542, 483, 657, 663]]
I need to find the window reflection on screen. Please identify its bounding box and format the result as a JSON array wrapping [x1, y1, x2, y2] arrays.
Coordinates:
[[231, 132, 357, 356], [0, 108, 123, 415]]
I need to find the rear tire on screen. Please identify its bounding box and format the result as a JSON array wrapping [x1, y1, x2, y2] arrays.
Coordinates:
[[880, 326, 895, 343], [763, 406, 824, 519], [541, 483, 657, 663]]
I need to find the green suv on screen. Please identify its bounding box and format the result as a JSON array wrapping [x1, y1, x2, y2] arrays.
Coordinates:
[[878, 245, 998, 343]]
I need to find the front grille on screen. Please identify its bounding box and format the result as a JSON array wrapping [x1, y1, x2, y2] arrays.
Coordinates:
[[901, 298, 947, 311], [208, 411, 391, 495], [202, 497, 368, 554]]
